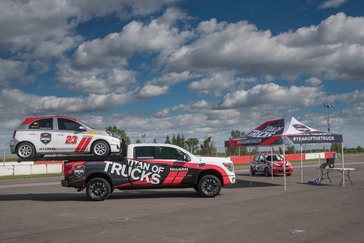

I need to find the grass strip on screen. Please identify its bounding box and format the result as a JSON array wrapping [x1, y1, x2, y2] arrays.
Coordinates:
[[0, 173, 63, 180]]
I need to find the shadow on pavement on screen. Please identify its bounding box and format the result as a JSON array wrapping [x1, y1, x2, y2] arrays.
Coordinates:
[[225, 178, 281, 189]]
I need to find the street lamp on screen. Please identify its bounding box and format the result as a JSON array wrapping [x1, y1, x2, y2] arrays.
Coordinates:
[[141, 134, 146, 143], [323, 104, 334, 133]]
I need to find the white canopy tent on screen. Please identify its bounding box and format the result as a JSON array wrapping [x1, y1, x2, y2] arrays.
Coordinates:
[[225, 117, 345, 189]]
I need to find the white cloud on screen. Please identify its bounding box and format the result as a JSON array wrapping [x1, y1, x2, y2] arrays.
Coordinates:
[[73, 8, 192, 69], [215, 83, 325, 109], [168, 13, 364, 82], [305, 77, 322, 87], [188, 71, 239, 96], [326, 89, 364, 103], [138, 85, 169, 98], [0, 89, 135, 117], [318, 0, 347, 9], [58, 64, 137, 94]]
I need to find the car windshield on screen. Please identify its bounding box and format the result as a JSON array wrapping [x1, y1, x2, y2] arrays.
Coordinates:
[[266, 155, 284, 161], [78, 120, 95, 130]]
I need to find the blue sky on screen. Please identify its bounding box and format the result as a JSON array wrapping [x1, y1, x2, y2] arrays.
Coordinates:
[[1, 0, 363, 153]]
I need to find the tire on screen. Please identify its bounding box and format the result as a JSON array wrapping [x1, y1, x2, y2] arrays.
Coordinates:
[[16, 142, 35, 159], [92, 140, 110, 157], [250, 166, 255, 175], [198, 175, 221, 197], [264, 167, 270, 177], [86, 178, 111, 201]]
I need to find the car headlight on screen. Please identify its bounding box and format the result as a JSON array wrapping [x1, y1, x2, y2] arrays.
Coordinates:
[[286, 161, 291, 166], [223, 162, 234, 172], [107, 131, 121, 139]]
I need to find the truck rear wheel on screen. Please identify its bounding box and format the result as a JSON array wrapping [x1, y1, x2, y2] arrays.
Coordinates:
[[198, 175, 221, 197], [86, 178, 111, 201]]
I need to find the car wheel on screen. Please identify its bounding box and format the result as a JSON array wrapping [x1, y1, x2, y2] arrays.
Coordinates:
[[92, 141, 110, 156], [250, 166, 255, 175], [86, 178, 111, 201], [264, 167, 270, 177], [198, 175, 221, 197], [16, 142, 35, 159]]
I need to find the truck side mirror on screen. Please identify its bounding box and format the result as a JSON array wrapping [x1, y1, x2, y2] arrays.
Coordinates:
[[183, 154, 191, 162]]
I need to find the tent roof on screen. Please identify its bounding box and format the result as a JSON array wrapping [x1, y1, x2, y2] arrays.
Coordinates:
[[225, 117, 343, 147]]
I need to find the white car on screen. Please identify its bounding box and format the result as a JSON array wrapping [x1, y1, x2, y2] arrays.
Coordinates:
[[10, 116, 123, 159]]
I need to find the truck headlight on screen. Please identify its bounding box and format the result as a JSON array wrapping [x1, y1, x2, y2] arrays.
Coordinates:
[[223, 162, 234, 172]]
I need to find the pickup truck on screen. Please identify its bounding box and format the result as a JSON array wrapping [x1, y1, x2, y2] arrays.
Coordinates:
[[61, 143, 236, 201]]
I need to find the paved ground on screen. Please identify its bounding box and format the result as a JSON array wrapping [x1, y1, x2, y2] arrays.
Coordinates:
[[0, 155, 363, 243]]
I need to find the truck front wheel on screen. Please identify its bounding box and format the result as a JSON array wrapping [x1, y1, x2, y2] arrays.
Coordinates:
[[198, 175, 221, 197], [86, 178, 111, 201]]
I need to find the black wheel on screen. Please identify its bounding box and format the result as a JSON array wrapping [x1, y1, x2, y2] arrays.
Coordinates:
[[92, 141, 110, 156], [250, 166, 255, 175], [264, 167, 270, 177], [198, 175, 221, 197], [86, 178, 111, 201], [16, 142, 35, 159]]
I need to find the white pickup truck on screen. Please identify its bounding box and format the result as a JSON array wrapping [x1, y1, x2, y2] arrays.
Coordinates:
[[61, 143, 236, 201]]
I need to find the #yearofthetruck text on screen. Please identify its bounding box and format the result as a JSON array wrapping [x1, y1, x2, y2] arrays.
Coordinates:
[[61, 143, 236, 201]]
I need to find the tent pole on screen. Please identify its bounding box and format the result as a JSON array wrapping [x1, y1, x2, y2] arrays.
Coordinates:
[[249, 147, 252, 186], [283, 144, 287, 191], [270, 146, 273, 180], [300, 144, 303, 183], [342, 143, 345, 187]]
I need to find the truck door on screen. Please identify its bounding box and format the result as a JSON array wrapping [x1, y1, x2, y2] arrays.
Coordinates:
[[158, 146, 190, 186]]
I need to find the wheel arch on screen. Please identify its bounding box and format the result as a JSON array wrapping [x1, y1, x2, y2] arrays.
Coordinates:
[[16, 140, 37, 151], [90, 139, 110, 154], [196, 169, 223, 186], [85, 172, 114, 188]]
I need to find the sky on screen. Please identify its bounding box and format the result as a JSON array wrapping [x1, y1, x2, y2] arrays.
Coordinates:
[[1, 0, 363, 154]]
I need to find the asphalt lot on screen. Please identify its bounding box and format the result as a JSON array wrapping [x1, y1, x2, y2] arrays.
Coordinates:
[[0, 155, 363, 243]]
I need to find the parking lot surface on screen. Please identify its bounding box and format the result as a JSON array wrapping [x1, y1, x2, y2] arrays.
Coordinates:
[[1, 155, 363, 243]]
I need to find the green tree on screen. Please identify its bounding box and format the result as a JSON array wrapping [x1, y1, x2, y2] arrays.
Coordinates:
[[165, 135, 171, 144], [331, 143, 341, 153], [250, 147, 259, 155], [200, 136, 216, 156], [186, 138, 199, 153], [106, 126, 131, 145], [286, 146, 295, 154]]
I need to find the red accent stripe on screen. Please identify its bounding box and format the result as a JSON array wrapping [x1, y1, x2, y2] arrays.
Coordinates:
[[79, 137, 92, 152], [75, 138, 86, 152], [170, 171, 188, 185], [131, 181, 152, 186], [162, 171, 178, 185], [75, 137, 92, 153]]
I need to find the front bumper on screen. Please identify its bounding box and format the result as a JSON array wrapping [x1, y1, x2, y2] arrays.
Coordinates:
[[9, 139, 18, 154], [273, 167, 293, 175], [61, 179, 68, 187]]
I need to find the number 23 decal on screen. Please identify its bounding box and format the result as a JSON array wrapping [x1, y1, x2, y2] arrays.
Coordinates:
[[65, 136, 78, 144]]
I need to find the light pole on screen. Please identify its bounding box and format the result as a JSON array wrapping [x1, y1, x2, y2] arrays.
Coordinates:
[[141, 134, 146, 143], [323, 104, 334, 133]]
